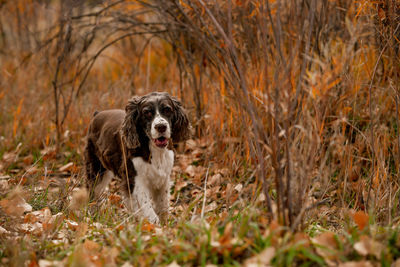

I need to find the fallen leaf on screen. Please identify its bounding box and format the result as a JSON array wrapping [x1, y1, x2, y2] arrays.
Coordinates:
[[24, 213, 39, 224], [175, 180, 188, 191], [76, 222, 88, 239], [0, 226, 10, 236], [234, 183, 243, 192], [2, 151, 18, 165], [43, 212, 64, 233], [353, 235, 384, 259], [185, 139, 197, 150], [0, 187, 32, 217], [312, 232, 339, 263], [84, 239, 101, 252], [338, 261, 374, 267], [141, 222, 155, 232], [66, 220, 79, 231], [102, 246, 119, 266], [219, 222, 233, 246], [208, 173, 223, 186], [167, 261, 181, 267], [392, 259, 400, 267], [38, 259, 63, 267], [244, 247, 276, 267], [109, 194, 122, 206], [69, 188, 88, 211], [19, 222, 43, 236], [69, 239, 103, 267], [22, 155, 34, 165], [353, 211, 369, 231], [204, 201, 218, 213], [185, 165, 196, 177], [293, 232, 311, 248], [0, 180, 9, 190]]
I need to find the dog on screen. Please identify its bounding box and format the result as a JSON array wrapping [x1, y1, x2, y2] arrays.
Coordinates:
[[84, 92, 190, 224]]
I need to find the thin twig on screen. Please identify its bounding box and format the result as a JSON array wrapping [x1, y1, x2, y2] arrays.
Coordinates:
[[366, 42, 388, 210], [200, 166, 210, 219]]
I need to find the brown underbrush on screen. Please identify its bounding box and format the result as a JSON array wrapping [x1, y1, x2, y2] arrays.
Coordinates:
[[1, 0, 400, 266]]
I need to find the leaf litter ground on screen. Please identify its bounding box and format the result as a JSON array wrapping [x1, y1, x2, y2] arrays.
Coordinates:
[[1, 139, 400, 266]]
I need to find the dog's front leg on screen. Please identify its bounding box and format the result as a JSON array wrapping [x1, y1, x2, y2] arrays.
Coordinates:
[[124, 182, 160, 225], [152, 183, 170, 224]]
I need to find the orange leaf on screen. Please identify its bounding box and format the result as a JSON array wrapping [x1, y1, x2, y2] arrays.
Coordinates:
[[141, 222, 155, 232], [353, 211, 369, 230]]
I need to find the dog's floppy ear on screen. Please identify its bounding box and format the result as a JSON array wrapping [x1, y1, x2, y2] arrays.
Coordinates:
[[171, 97, 191, 143], [121, 96, 141, 149]]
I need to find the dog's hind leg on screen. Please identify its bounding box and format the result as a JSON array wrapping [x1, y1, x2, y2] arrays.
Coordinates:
[[84, 139, 107, 199], [94, 170, 113, 198]]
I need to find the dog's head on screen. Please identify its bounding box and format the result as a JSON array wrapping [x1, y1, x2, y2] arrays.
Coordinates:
[[121, 92, 191, 149]]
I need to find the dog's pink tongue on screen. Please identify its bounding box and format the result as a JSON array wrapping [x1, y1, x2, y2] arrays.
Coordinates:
[[155, 138, 168, 147]]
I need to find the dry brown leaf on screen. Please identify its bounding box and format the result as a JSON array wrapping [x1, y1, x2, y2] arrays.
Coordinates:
[[353, 211, 369, 231], [167, 261, 181, 267], [66, 219, 79, 231], [19, 222, 43, 236], [2, 151, 18, 165], [219, 222, 233, 246], [293, 232, 311, 248], [69, 187, 88, 211], [312, 232, 339, 264], [185, 139, 197, 150], [25, 165, 39, 175], [41, 147, 57, 161], [175, 180, 189, 191], [84, 239, 101, 252], [141, 222, 156, 232], [29, 207, 52, 222], [244, 247, 276, 267], [234, 183, 243, 193], [208, 173, 222, 186], [22, 155, 34, 165], [109, 194, 122, 206], [185, 165, 206, 180], [338, 261, 374, 267], [204, 201, 217, 213], [44, 212, 64, 233], [69, 239, 103, 267], [0, 180, 9, 191], [101, 246, 119, 266], [217, 168, 230, 177], [392, 259, 400, 267], [0, 226, 10, 236], [38, 259, 63, 267], [0, 187, 32, 217], [185, 165, 197, 177], [76, 222, 88, 239], [24, 212, 39, 224], [353, 235, 384, 259]]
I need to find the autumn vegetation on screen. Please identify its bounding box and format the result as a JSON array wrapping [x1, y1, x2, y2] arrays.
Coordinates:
[[1, 0, 400, 266]]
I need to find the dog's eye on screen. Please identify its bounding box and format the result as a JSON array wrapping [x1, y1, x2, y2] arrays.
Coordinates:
[[162, 106, 172, 115], [143, 109, 153, 118]]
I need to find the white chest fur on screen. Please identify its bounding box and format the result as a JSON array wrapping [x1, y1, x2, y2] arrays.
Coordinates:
[[132, 145, 174, 189]]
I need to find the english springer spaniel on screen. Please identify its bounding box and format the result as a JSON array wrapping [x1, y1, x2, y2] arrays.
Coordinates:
[[84, 92, 190, 224]]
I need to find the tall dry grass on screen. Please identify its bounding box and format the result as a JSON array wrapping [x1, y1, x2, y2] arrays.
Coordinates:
[[0, 0, 399, 229]]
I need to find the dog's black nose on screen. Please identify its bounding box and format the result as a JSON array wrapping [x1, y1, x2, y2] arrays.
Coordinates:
[[155, 124, 167, 133]]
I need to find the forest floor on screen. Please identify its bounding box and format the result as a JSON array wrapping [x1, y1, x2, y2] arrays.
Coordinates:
[[1, 137, 400, 266]]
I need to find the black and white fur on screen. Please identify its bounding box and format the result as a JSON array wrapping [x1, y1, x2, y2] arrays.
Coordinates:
[[84, 92, 190, 224]]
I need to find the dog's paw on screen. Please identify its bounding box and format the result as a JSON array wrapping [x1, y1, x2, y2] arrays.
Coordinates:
[[148, 214, 160, 225]]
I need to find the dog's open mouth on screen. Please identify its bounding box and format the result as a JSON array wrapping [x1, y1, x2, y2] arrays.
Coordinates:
[[154, 136, 168, 148]]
